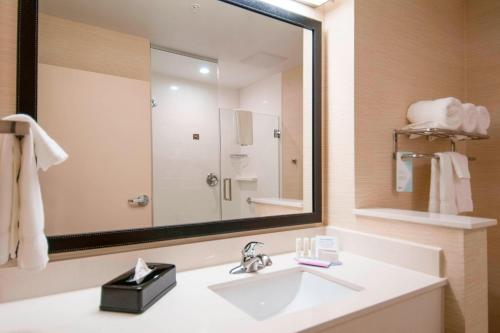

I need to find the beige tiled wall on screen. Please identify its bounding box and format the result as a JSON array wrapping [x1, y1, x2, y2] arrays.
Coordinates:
[[465, 0, 500, 330], [354, 0, 467, 211], [0, 0, 17, 118], [282, 66, 304, 199], [322, 0, 489, 332], [37, 14, 152, 235]]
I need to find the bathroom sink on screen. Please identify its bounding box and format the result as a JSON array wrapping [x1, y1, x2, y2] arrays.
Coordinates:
[[209, 267, 361, 321]]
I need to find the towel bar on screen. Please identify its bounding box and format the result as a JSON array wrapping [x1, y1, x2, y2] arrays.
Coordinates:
[[0, 120, 29, 136], [401, 152, 476, 161]]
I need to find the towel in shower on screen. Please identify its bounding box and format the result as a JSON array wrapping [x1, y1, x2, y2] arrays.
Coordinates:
[[2, 114, 68, 171], [460, 103, 478, 133], [449, 152, 473, 213], [235, 110, 253, 146], [0, 135, 21, 264], [475, 106, 491, 135], [404, 97, 464, 131]]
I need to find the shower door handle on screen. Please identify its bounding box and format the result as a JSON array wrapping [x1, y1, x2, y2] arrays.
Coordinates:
[[206, 173, 219, 187], [223, 178, 232, 201]]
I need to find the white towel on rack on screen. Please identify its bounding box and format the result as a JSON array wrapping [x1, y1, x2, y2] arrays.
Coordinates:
[[404, 97, 464, 131], [0, 135, 21, 264], [449, 152, 473, 213], [16, 131, 49, 270], [475, 106, 491, 135], [1, 114, 68, 270], [460, 103, 478, 133], [429, 158, 440, 213], [435, 153, 458, 215], [2, 114, 68, 171]]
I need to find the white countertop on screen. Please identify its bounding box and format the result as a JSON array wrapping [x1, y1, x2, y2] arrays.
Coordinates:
[[354, 208, 497, 230], [0, 252, 446, 333]]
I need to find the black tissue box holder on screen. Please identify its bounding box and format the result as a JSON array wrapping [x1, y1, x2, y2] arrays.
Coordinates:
[[100, 263, 176, 314]]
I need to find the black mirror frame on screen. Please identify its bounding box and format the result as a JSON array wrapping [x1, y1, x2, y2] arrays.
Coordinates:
[[17, 0, 322, 253]]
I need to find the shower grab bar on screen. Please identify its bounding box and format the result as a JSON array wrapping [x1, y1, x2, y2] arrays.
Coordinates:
[[223, 178, 232, 201]]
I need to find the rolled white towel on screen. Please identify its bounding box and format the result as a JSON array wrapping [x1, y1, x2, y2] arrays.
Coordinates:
[[476, 106, 491, 135], [406, 97, 464, 130], [460, 103, 478, 133]]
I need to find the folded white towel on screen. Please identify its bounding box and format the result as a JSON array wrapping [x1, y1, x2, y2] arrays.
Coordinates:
[[475, 106, 491, 135], [405, 97, 464, 131], [460, 103, 478, 133], [449, 152, 473, 213], [17, 132, 49, 270], [2, 114, 68, 171]]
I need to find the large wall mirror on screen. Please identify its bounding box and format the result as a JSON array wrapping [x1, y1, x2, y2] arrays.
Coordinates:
[[17, 0, 322, 252]]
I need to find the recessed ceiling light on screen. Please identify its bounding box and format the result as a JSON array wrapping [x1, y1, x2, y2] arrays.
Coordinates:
[[295, 0, 329, 7], [170, 85, 179, 91], [199, 67, 210, 74]]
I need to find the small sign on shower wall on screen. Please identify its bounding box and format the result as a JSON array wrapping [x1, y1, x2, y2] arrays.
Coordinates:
[[396, 152, 413, 192]]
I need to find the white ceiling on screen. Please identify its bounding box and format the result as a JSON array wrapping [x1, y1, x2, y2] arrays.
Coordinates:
[[40, 0, 304, 88], [150, 48, 218, 85]]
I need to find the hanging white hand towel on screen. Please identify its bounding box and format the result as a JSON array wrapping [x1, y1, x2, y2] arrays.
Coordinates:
[[449, 152, 473, 213], [435, 153, 458, 215], [17, 132, 49, 270], [2, 114, 68, 170], [2, 114, 68, 270], [428, 158, 440, 213], [0, 135, 21, 264]]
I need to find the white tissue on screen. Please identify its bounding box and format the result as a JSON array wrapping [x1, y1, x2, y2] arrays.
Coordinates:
[[127, 258, 153, 284]]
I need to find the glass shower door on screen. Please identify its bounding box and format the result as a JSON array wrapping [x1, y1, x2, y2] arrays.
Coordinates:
[[151, 48, 221, 226], [220, 108, 281, 220]]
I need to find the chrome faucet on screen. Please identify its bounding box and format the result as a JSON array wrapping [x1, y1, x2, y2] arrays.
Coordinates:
[[229, 241, 272, 274]]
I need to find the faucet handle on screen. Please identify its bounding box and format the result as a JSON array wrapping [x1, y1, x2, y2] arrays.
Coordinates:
[[242, 241, 264, 258]]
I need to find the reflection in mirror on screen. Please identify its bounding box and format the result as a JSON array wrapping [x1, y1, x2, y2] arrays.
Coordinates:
[[37, 0, 313, 235]]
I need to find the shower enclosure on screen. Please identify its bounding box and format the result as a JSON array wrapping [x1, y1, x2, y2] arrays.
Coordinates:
[[151, 49, 282, 226]]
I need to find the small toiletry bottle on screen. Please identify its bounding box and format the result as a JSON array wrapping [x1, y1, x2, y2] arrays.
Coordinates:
[[303, 237, 310, 258], [310, 238, 316, 258], [295, 238, 302, 258]]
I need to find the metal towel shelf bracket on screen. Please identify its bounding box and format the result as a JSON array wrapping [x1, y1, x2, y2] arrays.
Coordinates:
[[393, 128, 489, 162]]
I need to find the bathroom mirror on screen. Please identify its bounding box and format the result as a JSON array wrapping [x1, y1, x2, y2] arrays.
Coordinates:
[[17, 0, 322, 252]]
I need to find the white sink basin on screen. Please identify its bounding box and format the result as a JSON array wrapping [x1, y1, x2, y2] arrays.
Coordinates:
[[209, 267, 362, 321]]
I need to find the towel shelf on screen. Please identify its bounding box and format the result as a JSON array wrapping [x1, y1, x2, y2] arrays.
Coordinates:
[[393, 127, 489, 161], [394, 128, 489, 140]]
